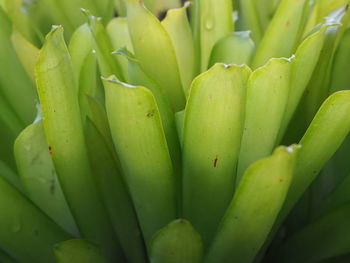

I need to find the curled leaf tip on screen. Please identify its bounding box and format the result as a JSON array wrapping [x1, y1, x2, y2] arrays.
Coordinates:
[[102, 76, 139, 89], [184, 1, 192, 8], [324, 5, 348, 25], [111, 47, 138, 62], [81, 8, 102, 21]]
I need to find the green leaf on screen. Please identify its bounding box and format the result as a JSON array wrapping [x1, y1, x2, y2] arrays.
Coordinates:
[[114, 0, 126, 16], [104, 76, 176, 246], [85, 95, 114, 150], [126, 0, 185, 111], [238, 0, 263, 42], [304, 0, 350, 34], [208, 31, 255, 68], [254, 0, 280, 34], [11, 28, 39, 82], [252, 0, 310, 68], [278, 24, 329, 142], [162, 3, 196, 94], [286, 19, 343, 144], [106, 17, 133, 79], [276, 203, 350, 263], [84, 10, 124, 81], [2, 0, 38, 44], [237, 58, 291, 181], [0, 176, 70, 263], [189, 0, 201, 75], [69, 24, 97, 122], [85, 118, 147, 263], [14, 121, 79, 236], [116, 48, 182, 188], [330, 27, 350, 93], [0, 94, 23, 136], [197, 0, 234, 71], [0, 161, 22, 192], [0, 117, 21, 170], [0, 7, 37, 125], [35, 26, 121, 261], [279, 90, 350, 224], [146, 0, 181, 15], [205, 145, 298, 263], [182, 63, 251, 246], [69, 24, 94, 87], [54, 239, 108, 263], [150, 219, 203, 263], [175, 110, 185, 145]]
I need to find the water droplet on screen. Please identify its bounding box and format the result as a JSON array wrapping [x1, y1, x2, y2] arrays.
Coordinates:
[[205, 17, 214, 30], [10, 218, 22, 233]]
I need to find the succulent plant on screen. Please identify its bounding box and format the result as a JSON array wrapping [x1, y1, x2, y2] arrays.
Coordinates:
[[0, 0, 350, 262]]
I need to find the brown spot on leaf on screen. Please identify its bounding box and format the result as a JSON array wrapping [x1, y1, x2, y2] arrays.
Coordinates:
[[147, 110, 155, 118], [285, 20, 290, 27], [48, 146, 52, 154], [213, 156, 218, 168]]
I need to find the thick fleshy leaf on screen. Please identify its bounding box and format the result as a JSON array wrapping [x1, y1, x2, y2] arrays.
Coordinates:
[[104, 76, 176, 246], [54, 239, 108, 263], [84, 10, 124, 81], [238, 0, 264, 42], [114, 0, 126, 16], [330, 27, 350, 93], [0, 95, 23, 137], [145, 0, 181, 15], [35, 26, 121, 261], [69, 24, 97, 121], [254, 0, 280, 33], [286, 17, 343, 143], [189, 0, 201, 74], [85, 118, 147, 263], [2, 0, 38, 44], [69, 24, 94, 86], [195, 0, 234, 71], [182, 63, 251, 246], [0, 8, 36, 125], [150, 219, 203, 263], [107, 17, 133, 79], [117, 48, 181, 184], [205, 146, 298, 263], [0, 117, 21, 170], [209, 31, 255, 68], [11, 29, 39, 82], [14, 121, 78, 236], [162, 3, 196, 94], [175, 110, 185, 145], [304, 0, 350, 34], [276, 203, 350, 263], [278, 24, 329, 141], [126, 0, 185, 111], [0, 176, 70, 263], [85, 95, 114, 150], [279, 91, 350, 224], [252, 0, 310, 68], [0, 161, 22, 192], [237, 58, 291, 181]]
